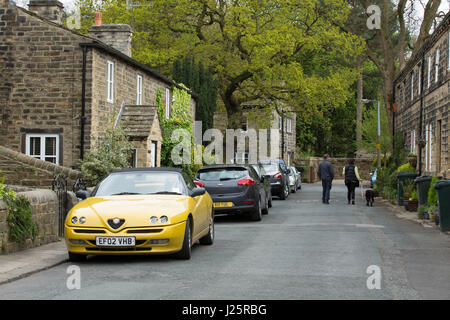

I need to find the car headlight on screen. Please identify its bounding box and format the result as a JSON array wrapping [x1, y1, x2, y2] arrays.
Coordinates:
[[160, 216, 169, 224], [71, 216, 78, 224], [150, 216, 158, 224], [79, 217, 86, 224]]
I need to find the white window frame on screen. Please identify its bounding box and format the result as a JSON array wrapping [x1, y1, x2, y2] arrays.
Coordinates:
[[427, 55, 431, 88], [25, 134, 59, 165], [287, 118, 292, 133], [448, 32, 450, 70], [410, 129, 415, 154], [107, 60, 114, 103], [410, 73, 414, 101], [165, 88, 170, 119], [418, 66, 421, 96], [136, 75, 143, 105], [435, 49, 440, 83]]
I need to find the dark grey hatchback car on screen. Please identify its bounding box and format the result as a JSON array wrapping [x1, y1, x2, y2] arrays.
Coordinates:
[[194, 165, 269, 221]]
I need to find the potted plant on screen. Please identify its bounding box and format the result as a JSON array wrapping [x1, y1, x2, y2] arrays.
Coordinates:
[[402, 181, 415, 210], [407, 189, 419, 212], [407, 153, 417, 169], [417, 138, 426, 149], [418, 205, 426, 219], [435, 211, 440, 226], [428, 205, 439, 222]]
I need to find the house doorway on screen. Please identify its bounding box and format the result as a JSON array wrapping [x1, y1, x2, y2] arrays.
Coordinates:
[[150, 141, 157, 167]]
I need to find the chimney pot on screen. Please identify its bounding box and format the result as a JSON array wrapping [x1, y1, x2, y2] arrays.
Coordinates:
[[95, 12, 102, 26]]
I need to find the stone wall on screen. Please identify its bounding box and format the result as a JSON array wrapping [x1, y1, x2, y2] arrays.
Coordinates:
[[0, 189, 59, 254], [0, 145, 81, 188], [297, 157, 375, 183]]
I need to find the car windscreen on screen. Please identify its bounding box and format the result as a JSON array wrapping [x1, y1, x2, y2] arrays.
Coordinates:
[[94, 172, 186, 196], [260, 164, 279, 175], [197, 167, 248, 181]]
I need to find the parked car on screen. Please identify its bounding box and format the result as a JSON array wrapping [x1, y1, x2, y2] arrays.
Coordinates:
[[194, 164, 268, 221], [288, 166, 301, 193], [66, 168, 214, 261], [250, 163, 273, 210], [258, 160, 290, 200]]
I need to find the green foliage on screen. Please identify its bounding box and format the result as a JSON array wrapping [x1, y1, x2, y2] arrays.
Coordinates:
[[396, 163, 415, 173], [172, 57, 218, 136], [427, 177, 440, 207], [409, 189, 418, 201], [418, 205, 425, 219], [0, 183, 37, 244], [361, 99, 391, 157], [80, 124, 134, 187], [392, 132, 409, 168]]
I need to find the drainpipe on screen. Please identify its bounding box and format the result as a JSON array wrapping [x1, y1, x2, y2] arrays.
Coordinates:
[[80, 45, 87, 161], [418, 51, 426, 176]]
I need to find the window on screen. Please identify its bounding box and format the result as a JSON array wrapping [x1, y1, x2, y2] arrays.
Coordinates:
[[165, 88, 170, 119], [448, 32, 450, 70], [279, 115, 283, 131], [435, 49, 440, 83], [107, 61, 114, 103], [410, 129, 415, 154], [129, 148, 138, 168], [418, 66, 421, 96], [410, 73, 414, 101], [427, 55, 431, 88], [425, 124, 433, 171], [136, 75, 143, 105], [241, 119, 248, 132], [26, 134, 59, 164], [287, 118, 292, 133]]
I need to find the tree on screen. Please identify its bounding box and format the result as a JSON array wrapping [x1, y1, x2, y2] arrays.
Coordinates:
[[74, 0, 364, 128], [172, 56, 218, 136], [342, 0, 443, 135]]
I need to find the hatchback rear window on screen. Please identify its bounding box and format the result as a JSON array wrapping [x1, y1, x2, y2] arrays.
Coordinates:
[[197, 167, 248, 181], [261, 164, 279, 174]]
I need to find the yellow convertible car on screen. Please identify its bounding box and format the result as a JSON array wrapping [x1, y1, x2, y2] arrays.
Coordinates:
[[65, 168, 214, 261]]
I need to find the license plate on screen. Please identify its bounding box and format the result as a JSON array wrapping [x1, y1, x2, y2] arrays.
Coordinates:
[[95, 236, 136, 247], [213, 202, 233, 208]]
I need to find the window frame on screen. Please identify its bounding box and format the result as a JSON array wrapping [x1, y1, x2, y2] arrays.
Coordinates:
[[107, 60, 114, 103], [136, 74, 143, 105], [435, 48, 440, 83], [427, 55, 431, 88], [165, 88, 171, 119], [25, 133, 60, 165]]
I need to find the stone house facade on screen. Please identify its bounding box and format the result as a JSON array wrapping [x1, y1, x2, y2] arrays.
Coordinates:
[[394, 12, 450, 177], [213, 103, 296, 165], [0, 0, 196, 170]]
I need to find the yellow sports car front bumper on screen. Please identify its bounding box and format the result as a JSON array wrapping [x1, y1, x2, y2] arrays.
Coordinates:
[[65, 221, 187, 255]]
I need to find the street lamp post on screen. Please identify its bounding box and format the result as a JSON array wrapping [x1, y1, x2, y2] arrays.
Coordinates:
[[362, 99, 381, 168]]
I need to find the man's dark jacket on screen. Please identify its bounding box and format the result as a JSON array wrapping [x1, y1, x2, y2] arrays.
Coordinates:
[[317, 160, 334, 181]]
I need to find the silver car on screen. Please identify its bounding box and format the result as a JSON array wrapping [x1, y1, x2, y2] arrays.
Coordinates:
[[288, 166, 301, 193]]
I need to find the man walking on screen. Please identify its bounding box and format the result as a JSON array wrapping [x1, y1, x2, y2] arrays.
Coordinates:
[[317, 154, 334, 204]]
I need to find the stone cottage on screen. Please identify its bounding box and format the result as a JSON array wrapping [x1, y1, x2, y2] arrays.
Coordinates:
[[394, 12, 449, 177], [0, 0, 196, 169], [213, 102, 296, 165]]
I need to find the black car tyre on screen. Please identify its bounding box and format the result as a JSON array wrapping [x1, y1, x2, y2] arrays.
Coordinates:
[[175, 218, 192, 260], [279, 183, 289, 200], [268, 193, 273, 208], [68, 252, 86, 262], [250, 197, 262, 221], [199, 211, 214, 245], [262, 193, 269, 215]]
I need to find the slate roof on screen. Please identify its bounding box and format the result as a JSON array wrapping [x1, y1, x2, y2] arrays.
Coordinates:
[[120, 105, 158, 138]]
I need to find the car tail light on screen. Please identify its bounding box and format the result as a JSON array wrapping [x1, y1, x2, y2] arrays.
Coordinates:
[[237, 178, 255, 186], [273, 173, 282, 179], [194, 180, 204, 188]]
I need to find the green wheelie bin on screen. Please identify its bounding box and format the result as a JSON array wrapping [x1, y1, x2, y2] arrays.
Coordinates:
[[397, 172, 418, 206], [415, 176, 432, 206], [434, 180, 450, 232]]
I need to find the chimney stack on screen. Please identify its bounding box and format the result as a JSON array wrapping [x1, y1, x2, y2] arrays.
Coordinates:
[[28, 0, 64, 24], [88, 13, 133, 56]]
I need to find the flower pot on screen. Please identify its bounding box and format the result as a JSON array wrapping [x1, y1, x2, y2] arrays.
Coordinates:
[[424, 211, 430, 220], [407, 200, 418, 212], [408, 156, 417, 169]]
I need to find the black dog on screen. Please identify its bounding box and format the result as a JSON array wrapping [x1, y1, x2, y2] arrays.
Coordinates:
[[365, 189, 375, 207]]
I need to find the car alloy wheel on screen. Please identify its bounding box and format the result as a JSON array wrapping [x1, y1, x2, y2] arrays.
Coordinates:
[[200, 213, 214, 245]]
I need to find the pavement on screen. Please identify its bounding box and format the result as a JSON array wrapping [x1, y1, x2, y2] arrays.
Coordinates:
[[0, 181, 449, 299], [0, 239, 68, 285]]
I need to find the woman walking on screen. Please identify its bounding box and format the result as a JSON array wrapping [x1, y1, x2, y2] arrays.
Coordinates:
[[343, 159, 361, 205]]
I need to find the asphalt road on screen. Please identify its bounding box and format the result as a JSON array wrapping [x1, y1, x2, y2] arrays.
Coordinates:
[[0, 182, 449, 300]]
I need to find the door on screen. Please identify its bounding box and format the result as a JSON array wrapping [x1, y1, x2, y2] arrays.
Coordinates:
[[150, 141, 157, 167], [182, 172, 208, 236]]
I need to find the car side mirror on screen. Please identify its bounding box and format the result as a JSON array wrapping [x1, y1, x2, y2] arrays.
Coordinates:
[[190, 187, 206, 198], [76, 190, 90, 201]]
